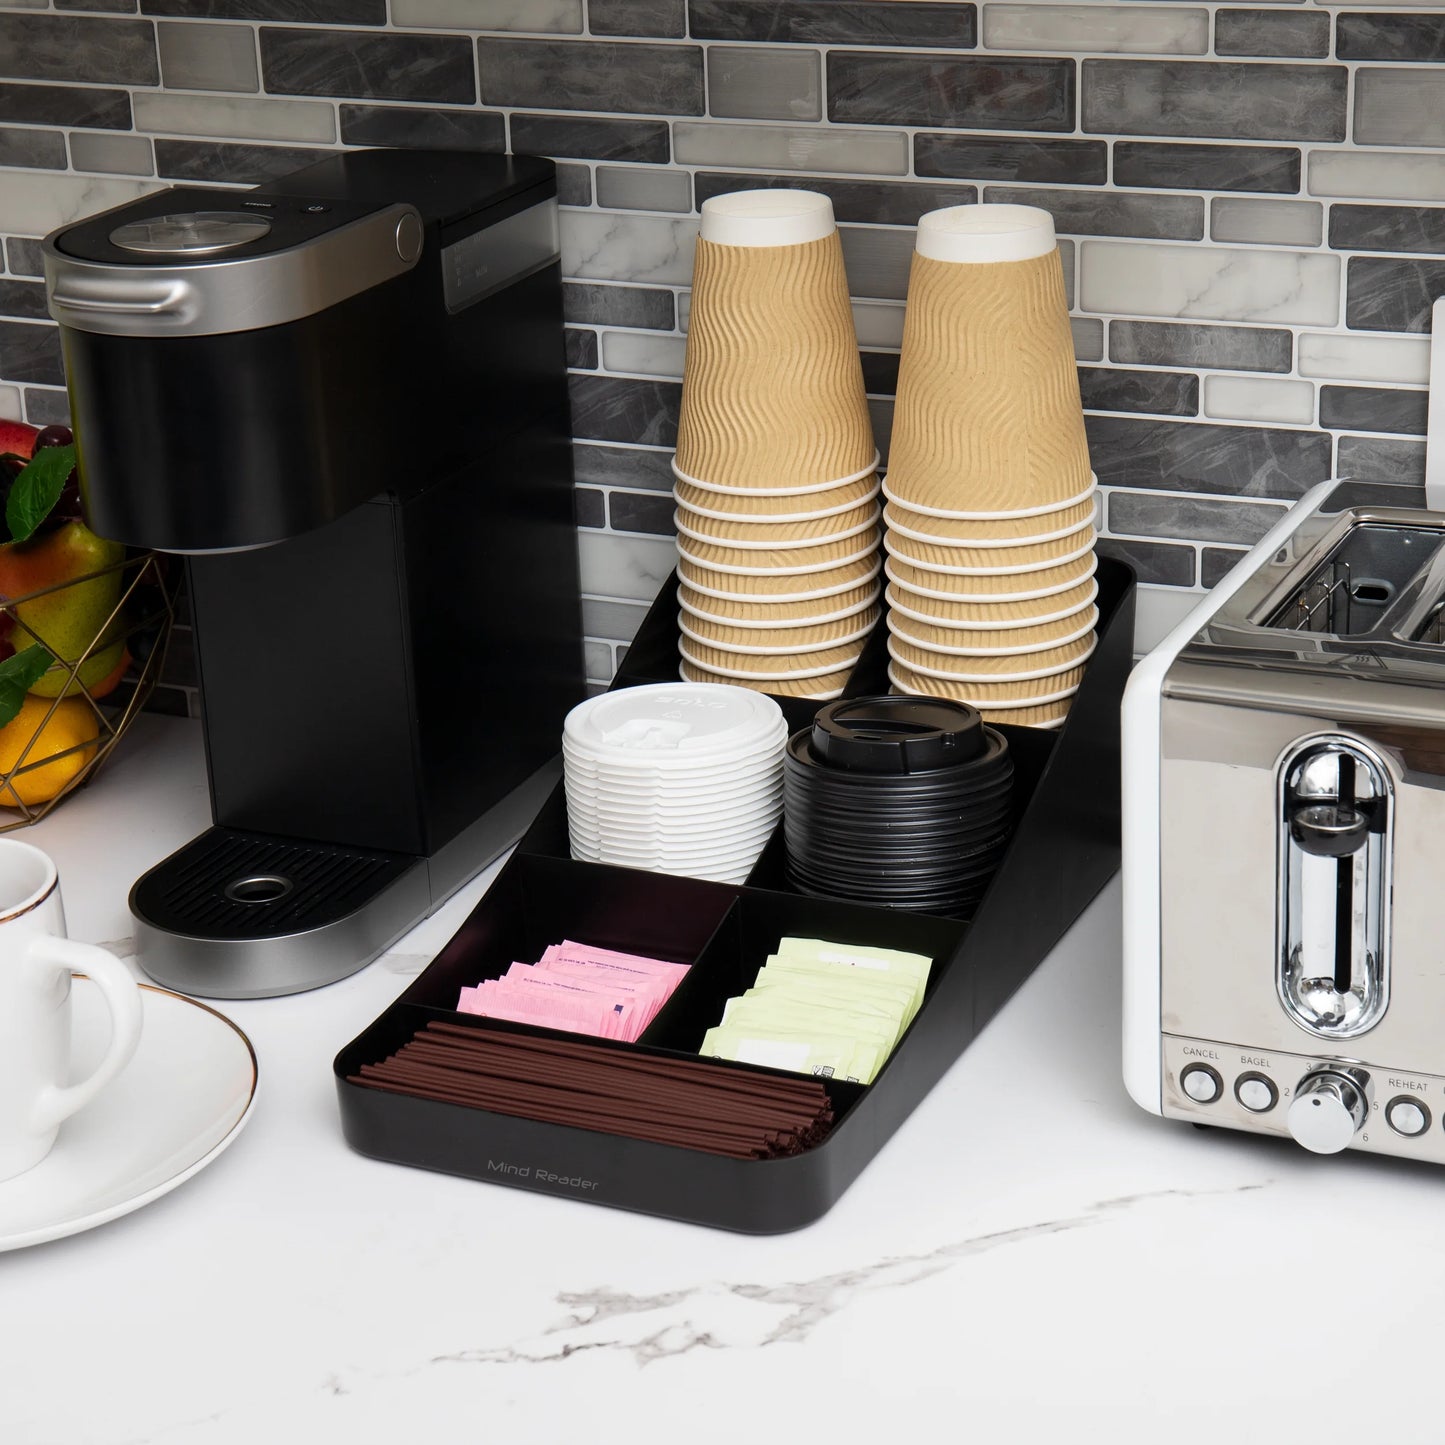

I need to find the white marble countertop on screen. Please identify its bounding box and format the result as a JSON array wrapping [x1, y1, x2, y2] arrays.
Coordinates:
[[4, 714, 1444, 1444]]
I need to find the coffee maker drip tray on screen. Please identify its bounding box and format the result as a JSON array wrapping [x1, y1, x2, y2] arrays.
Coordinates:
[[130, 828, 428, 999]]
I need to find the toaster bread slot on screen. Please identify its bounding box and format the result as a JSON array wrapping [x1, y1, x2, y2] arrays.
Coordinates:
[[1264, 523, 1444, 637]]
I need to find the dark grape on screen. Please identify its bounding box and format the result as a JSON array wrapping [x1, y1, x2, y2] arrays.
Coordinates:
[[50, 473, 83, 523], [32, 424, 73, 451]]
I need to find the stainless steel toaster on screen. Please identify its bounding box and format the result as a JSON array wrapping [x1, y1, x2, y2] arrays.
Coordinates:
[[1123, 475, 1445, 1161]]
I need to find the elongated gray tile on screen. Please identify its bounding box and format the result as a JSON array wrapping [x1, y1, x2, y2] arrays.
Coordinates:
[[1109, 490, 1286, 544], [564, 281, 675, 331], [1309, 149, 1445, 201], [674, 121, 908, 175], [1201, 547, 1248, 588], [1297, 331, 1429, 384], [572, 442, 675, 492], [0, 82, 131, 129], [595, 165, 692, 213], [154, 138, 337, 182], [839, 225, 917, 302], [1336, 434, 1425, 487], [556, 162, 592, 207], [1330, 204, 1445, 254], [4, 239, 44, 277], [393, 0, 582, 30], [136, 92, 336, 143], [829, 51, 1074, 132], [1113, 140, 1299, 194], [581, 597, 649, 644], [689, 0, 978, 48], [0, 321, 64, 386], [0, 14, 159, 85], [479, 39, 702, 115], [1086, 414, 1331, 498], [1111, 319, 1293, 372], [1078, 366, 1198, 417], [261, 28, 474, 103], [1082, 60, 1345, 142], [1320, 384, 1427, 436], [590, 0, 686, 38], [609, 490, 674, 536], [984, 4, 1208, 54], [915, 133, 1105, 185], [69, 130, 154, 175], [1094, 537, 1194, 586], [1072, 316, 1104, 362], [1338, 12, 1445, 62], [511, 114, 669, 164], [981, 185, 1203, 240], [0, 126, 67, 170], [566, 329, 598, 370], [157, 21, 257, 91], [340, 104, 503, 152], [1354, 70, 1445, 147], [570, 374, 681, 447], [1081, 241, 1339, 326], [23, 387, 71, 426], [695, 171, 974, 225], [145, 0, 381, 17], [1346, 257, 1445, 333], [0, 278, 48, 321], [707, 46, 820, 123], [1215, 7, 1329, 58], [1211, 197, 1321, 247]]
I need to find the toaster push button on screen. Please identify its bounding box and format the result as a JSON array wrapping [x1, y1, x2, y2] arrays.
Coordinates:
[[1235, 1073, 1278, 1114], [1181, 1064, 1222, 1104], [1386, 1097, 1430, 1138]]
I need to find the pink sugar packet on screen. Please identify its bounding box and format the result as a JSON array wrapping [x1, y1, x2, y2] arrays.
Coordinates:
[[459, 977, 633, 1039], [541, 941, 689, 977]]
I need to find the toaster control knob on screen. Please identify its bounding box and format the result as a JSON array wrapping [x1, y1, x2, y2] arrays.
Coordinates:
[[1287, 1070, 1368, 1154], [1288, 801, 1372, 857]]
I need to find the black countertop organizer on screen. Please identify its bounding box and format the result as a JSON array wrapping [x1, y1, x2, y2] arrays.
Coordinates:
[[335, 557, 1135, 1232]]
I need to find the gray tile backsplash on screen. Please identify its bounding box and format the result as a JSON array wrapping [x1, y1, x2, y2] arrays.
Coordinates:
[[5, 0, 1445, 696]]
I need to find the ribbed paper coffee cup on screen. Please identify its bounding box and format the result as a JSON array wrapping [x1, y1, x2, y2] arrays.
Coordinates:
[[680, 580, 880, 625], [885, 525, 1096, 573], [679, 555, 881, 599], [682, 659, 851, 699], [678, 527, 881, 575], [675, 500, 880, 548], [886, 659, 1084, 704], [680, 604, 879, 653], [674, 474, 878, 521], [885, 205, 1092, 514], [884, 495, 1096, 544], [884, 553, 1096, 599], [886, 578, 1098, 627], [674, 206, 875, 488], [981, 697, 1074, 726], [887, 632, 1095, 676], [887, 603, 1098, 654], [678, 637, 863, 678]]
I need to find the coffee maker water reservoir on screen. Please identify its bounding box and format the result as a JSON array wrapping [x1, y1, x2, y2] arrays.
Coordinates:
[[43, 149, 584, 998]]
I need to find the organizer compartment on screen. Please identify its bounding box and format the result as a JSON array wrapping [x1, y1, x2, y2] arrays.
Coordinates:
[[335, 558, 1136, 1232]]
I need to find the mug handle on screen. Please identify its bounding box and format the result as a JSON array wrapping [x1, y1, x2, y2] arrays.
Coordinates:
[[28, 937, 144, 1135]]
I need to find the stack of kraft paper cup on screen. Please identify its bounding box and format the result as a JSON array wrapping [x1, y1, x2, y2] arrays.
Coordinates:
[[672, 189, 882, 701], [882, 204, 1098, 730]]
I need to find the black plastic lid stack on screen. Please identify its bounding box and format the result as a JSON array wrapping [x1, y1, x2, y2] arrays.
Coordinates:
[[782, 695, 1014, 914]]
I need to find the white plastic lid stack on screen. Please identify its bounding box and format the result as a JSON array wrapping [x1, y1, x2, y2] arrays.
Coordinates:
[[698, 189, 837, 248], [563, 684, 787, 768], [914, 203, 1057, 265]]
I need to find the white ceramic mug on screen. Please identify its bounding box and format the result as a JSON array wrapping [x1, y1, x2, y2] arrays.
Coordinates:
[[0, 839, 143, 1183]]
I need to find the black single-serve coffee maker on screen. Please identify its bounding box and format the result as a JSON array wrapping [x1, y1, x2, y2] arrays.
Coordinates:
[[42, 148, 584, 998]]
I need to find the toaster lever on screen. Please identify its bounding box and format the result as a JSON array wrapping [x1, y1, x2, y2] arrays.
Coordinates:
[[1287, 799, 1373, 858]]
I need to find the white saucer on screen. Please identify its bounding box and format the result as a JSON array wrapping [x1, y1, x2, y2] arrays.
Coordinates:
[[0, 977, 257, 1251]]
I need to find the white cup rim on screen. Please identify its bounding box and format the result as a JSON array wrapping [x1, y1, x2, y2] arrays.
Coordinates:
[[888, 606, 1099, 656], [699, 189, 836, 248], [881, 475, 1097, 522], [887, 662, 1082, 708], [887, 633, 1098, 679], [680, 586, 879, 629], [883, 502, 1095, 550], [678, 536, 880, 575], [883, 555, 1096, 601], [671, 452, 880, 496], [0, 838, 58, 922], [674, 479, 880, 523], [675, 505, 880, 551], [884, 534, 1095, 576], [679, 557, 883, 602], [915, 203, 1057, 265], [885, 578, 1098, 630]]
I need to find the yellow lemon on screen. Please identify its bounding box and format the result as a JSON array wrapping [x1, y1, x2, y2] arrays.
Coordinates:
[[0, 696, 100, 806]]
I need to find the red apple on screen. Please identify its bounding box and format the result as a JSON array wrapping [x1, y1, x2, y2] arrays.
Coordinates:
[[0, 420, 38, 461]]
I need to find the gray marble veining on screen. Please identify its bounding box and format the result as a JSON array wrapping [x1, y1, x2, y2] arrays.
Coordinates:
[[1108, 490, 1286, 544], [915, 133, 1105, 186], [153, 138, 336, 182], [689, 0, 978, 48], [156, 21, 258, 91], [0, 14, 159, 85], [0, 320, 64, 387], [1345, 257, 1445, 333], [1201, 547, 1247, 588], [1113, 141, 1300, 194], [1331, 204, 1445, 256], [1079, 365, 1198, 417], [1337, 434, 1426, 487], [143, 0, 382, 19], [0, 81, 132, 129], [572, 442, 675, 492], [590, 0, 686, 38], [1319, 385, 1428, 437], [1110, 319, 1293, 374], [478, 38, 702, 115], [260, 27, 474, 102], [1096, 536, 1195, 586], [569, 373, 681, 448], [1353, 69, 1445, 148], [981, 185, 1204, 241], [694, 172, 975, 226], [0, 126, 67, 171], [707, 46, 821, 123], [338, 103, 503, 152], [1338, 12, 1445, 63], [564, 282, 676, 332], [1215, 7, 1329, 59], [511, 114, 670, 164]]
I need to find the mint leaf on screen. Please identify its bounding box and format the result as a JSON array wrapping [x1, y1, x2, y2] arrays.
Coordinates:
[[0, 645, 54, 730], [6, 444, 75, 543]]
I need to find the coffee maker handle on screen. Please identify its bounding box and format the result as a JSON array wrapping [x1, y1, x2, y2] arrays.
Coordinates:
[[27, 936, 144, 1135]]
